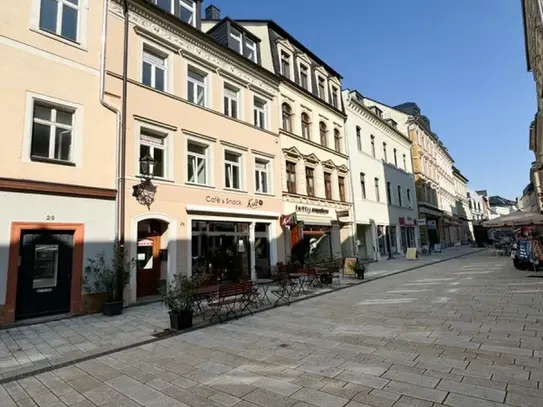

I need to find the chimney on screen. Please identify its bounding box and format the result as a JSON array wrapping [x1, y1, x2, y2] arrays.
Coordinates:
[[205, 5, 221, 20]]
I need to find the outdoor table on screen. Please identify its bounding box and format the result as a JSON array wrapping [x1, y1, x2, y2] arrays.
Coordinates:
[[254, 278, 274, 306], [195, 284, 219, 317], [288, 272, 308, 295]]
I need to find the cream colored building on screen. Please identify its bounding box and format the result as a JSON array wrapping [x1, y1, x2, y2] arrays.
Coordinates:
[[452, 166, 472, 243], [343, 91, 419, 261], [105, 0, 285, 302], [367, 101, 458, 248], [0, 0, 118, 324], [201, 16, 354, 261]]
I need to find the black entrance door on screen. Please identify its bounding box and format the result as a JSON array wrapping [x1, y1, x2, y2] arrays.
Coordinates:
[[16, 230, 74, 320]]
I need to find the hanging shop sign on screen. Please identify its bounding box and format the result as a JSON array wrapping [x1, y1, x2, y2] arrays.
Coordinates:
[[336, 209, 350, 218], [280, 213, 297, 227], [427, 220, 437, 230]]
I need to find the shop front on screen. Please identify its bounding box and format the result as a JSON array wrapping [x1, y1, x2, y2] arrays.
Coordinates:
[[398, 216, 417, 252], [282, 202, 352, 263]]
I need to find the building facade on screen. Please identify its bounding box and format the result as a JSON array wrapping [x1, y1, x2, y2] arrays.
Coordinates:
[[468, 188, 486, 223], [452, 166, 471, 243], [0, 0, 118, 324], [522, 0, 543, 211], [343, 90, 419, 261], [105, 0, 285, 303], [204, 17, 354, 261]]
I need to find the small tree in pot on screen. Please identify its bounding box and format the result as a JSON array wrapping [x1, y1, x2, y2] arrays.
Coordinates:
[[160, 273, 202, 331], [84, 240, 134, 316]]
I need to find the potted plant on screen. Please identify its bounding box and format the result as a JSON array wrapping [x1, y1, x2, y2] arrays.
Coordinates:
[[160, 273, 201, 331], [83, 240, 134, 316]]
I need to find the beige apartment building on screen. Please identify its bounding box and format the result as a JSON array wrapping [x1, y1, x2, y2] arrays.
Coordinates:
[[105, 0, 284, 303], [200, 17, 354, 261], [0, 0, 117, 324]]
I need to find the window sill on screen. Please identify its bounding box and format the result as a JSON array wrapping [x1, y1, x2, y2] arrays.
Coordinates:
[[30, 156, 76, 167], [185, 182, 215, 189], [255, 191, 274, 197], [224, 188, 247, 193], [136, 176, 175, 184], [30, 27, 87, 51]]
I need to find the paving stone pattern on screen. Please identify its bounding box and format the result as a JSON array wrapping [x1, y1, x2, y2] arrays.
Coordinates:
[[0, 247, 479, 381], [3, 251, 543, 406]]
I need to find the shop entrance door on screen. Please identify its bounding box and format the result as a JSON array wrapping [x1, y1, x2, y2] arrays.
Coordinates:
[[136, 235, 161, 298], [16, 230, 73, 320]]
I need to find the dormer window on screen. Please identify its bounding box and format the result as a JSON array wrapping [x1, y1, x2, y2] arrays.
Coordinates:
[[299, 64, 309, 90], [317, 76, 327, 101], [230, 28, 242, 53], [280, 51, 291, 80], [244, 38, 257, 62], [371, 106, 383, 118], [331, 86, 339, 108], [387, 119, 397, 128], [179, 0, 196, 26]]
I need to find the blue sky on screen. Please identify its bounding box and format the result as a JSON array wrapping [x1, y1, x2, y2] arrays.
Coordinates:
[[207, 0, 535, 199]]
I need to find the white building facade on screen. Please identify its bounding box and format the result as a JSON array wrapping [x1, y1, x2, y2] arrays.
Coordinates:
[[343, 90, 419, 261]]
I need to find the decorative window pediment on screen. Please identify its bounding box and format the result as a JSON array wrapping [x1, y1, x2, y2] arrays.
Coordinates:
[[283, 146, 302, 159], [276, 38, 296, 53], [303, 153, 319, 163], [337, 164, 349, 173], [314, 65, 328, 77], [295, 51, 312, 65], [322, 159, 336, 170]]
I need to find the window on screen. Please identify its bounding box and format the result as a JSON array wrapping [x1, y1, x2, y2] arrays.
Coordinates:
[[334, 129, 342, 152], [374, 178, 380, 202], [224, 151, 241, 190], [230, 28, 242, 53], [319, 122, 328, 147], [286, 161, 296, 193], [338, 176, 346, 202], [403, 154, 407, 170], [244, 38, 257, 62], [393, 148, 397, 166], [318, 76, 327, 100], [324, 172, 332, 200], [331, 86, 339, 108], [372, 106, 383, 118], [179, 0, 196, 26], [255, 158, 269, 194], [360, 173, 366, 199], [187, 68, 206, 106], [301, 113, 311, 139], [407, 189, 411, 207], [187, 141, 208, 185], [356, 126, 362, 151], [280, 52, 291, 79], [223, 84, 239, 119], [397, 185, 402, 206], [253, 97, 267, 129], [139, 131, 166, 178], [305, 167, 315, 197], [386, 181, 392, 204], [154, 0, 172, 12], [142, 47, 167, 92], [38, 0, 80, 42], [281, 103, 292, 132], [370, 135, 375, 157], [299, 64, 309, 90], [383, 142, 387, 162], [387, 119, 397, 129], [30, 101, 75, 163]]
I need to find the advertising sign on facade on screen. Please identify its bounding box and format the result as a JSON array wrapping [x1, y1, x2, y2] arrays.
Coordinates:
[[427, 220, 437, 229]]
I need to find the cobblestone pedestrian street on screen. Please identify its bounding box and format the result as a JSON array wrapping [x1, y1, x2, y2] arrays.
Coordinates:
[[3, 251, 543, 407]]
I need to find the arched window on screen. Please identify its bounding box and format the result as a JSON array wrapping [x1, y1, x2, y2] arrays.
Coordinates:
[[334, 129, 342, 152], [319, 122, 327, 146], [301, 112, 310, 139], [281, 103, 292, 132]]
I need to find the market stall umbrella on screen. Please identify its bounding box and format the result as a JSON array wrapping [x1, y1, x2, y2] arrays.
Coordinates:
[[482, 211, 543, 227]]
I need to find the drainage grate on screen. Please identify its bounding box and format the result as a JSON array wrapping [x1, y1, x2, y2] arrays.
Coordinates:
[[279, 344, 290, 348]]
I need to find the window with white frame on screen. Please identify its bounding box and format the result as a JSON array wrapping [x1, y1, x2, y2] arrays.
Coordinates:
[[30, 100, 75, 163], [230, 28, 242, 53], [142, 46, 167, 92], [331, 86, 339, 108], [139, 130, 166, 178], [153, 0, 173, 13], [280, 51, 292, 80], [299, 63, 309, 90], [223, 84, 239, 119], [187, 67, 207, 107], [244, 38, 257, 62], [255, 158, 270, 194], [253, 97, 267, 129], [178, 0, 196, 26], [224, 151, 242, 190], [38, 0, 80, 43], [187, 141, 209, 185], [317, 76, 327, 100]]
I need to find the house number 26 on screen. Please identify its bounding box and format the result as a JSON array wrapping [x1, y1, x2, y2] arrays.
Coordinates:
[[46, 215, 56, 221]]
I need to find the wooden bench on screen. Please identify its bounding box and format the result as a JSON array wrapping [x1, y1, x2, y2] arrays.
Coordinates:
[[209, 281, 256, 323]]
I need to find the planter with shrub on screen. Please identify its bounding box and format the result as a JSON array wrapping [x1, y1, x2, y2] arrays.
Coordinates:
[[83, 240, 134, 316], [160, 273, 201, 331]]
